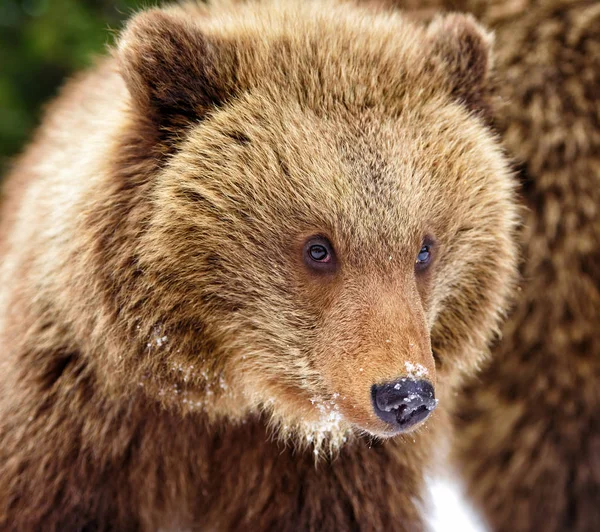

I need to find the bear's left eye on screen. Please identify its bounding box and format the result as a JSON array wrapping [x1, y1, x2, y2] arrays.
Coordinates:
[[415, 238, 435, 272], [417, 246, 430, 264]]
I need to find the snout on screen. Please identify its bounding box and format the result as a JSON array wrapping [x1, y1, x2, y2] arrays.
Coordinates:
[[371, 379, 437, 433]]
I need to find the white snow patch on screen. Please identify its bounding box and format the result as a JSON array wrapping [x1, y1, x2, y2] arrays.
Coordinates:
[[170, 362, 197, 383], [308, 393, 343, 434], [219, 375, 228, 390], [424, 472, 489, 532], [147, 324, 168, 349], [405, 361, 428, 378], [304, 392, 353, 452]]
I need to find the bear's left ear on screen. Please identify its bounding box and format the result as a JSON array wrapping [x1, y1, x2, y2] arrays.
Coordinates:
[[426, 14, 495, 117], [117, 10, 237, 126]]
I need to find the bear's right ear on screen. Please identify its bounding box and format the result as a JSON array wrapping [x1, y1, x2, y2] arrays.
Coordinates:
[[117, 10, 236, 125]]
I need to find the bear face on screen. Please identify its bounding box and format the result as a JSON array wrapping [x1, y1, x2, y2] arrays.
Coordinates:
[[45, 1, 518, 451]]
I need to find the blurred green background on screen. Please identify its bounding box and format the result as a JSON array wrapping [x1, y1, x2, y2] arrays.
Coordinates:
[[0, 0, 153, 175]]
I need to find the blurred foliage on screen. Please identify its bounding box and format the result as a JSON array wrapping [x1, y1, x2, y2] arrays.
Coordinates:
[[0, 0, 152, 175]]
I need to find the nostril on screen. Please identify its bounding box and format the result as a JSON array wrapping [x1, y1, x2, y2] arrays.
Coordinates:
[[371, 379, 437, 432]]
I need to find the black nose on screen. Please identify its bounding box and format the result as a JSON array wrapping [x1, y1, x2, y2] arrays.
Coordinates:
[[371, 379, 437, 432]]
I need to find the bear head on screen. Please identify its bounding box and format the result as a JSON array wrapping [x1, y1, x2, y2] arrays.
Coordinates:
[[84, 0, 519, 450]]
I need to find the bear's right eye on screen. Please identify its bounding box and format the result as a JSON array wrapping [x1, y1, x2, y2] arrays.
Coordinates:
[[303, 236, 336, 273]]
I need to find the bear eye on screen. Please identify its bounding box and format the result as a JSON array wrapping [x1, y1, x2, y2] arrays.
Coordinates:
[[303, 236, 336, 273], [417, 246, 430, 263], [415, 237, 435, 272], [309, 244, 329, 262]]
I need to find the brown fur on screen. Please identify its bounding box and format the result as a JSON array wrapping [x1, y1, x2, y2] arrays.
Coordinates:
[[0, 1, 519, 530], [377, 0, 600, 529]]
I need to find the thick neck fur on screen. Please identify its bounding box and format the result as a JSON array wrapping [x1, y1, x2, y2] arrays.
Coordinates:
[[1, 361, 438, 531]]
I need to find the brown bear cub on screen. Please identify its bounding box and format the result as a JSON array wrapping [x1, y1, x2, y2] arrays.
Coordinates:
[[0, 1, 518, 530]]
